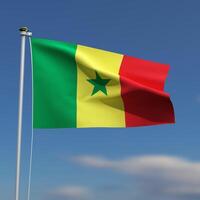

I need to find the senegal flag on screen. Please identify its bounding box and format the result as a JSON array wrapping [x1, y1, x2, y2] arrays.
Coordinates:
[[30, 38, 175, 128]]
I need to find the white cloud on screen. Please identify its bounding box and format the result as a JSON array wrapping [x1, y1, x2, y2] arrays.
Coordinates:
[[72, 155, 200, 197], [51, 186, 91, 199], [72, 155, 112, 168]]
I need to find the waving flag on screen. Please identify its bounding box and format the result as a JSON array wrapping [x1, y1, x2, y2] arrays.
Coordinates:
[[31, 38, 175, 128]]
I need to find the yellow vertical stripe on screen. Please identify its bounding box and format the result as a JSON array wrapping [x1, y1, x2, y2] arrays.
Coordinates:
[[75, 45, 125, 127]]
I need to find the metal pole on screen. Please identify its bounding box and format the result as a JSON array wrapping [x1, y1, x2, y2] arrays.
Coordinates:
[[15, 27, 31, 200], [27, 37, 34, 200]]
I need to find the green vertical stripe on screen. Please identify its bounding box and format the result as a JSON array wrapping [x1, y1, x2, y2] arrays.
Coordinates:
[[31, 38, 77, 128]]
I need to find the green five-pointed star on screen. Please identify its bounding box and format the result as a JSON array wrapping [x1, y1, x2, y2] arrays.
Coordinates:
[[87, 71, 111, 96]]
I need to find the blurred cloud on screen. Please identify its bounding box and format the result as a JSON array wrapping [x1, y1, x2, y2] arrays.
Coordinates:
[[49, 185, 91, 200], [72, 155, 200, 199]]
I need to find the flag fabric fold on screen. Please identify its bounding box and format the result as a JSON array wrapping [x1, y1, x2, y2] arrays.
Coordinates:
[[31, 38, 175, 128]]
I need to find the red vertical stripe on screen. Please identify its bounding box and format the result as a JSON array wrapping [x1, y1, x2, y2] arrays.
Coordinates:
[[119, 55, 175, 127]]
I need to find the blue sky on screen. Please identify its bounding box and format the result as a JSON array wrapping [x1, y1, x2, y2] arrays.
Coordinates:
[[0, 0, 200, 200]]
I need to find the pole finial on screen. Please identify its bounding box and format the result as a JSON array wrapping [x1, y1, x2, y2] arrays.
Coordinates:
[[19, 27, 29, 32], [19, 27, 32, 37]]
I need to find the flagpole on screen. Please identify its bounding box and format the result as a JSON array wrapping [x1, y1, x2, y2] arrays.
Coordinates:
[[15, 27, 32, 200]]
